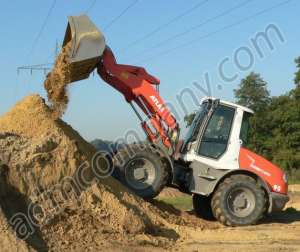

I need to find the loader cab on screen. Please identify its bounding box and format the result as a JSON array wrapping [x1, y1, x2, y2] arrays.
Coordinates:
[[181, 97, 254, 166]]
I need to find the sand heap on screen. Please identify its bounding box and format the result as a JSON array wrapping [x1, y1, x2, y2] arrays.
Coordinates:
[[0, 95, 95, 195], [0, 32, 217, 250], [0, 208, 33, 252], [0, 95, 197, 251], [43, 43, 72, 118]]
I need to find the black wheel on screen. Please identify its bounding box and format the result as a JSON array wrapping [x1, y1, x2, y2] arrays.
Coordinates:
[[211, 174, 266, 226], [193, 194, 215, 220], [112, 144, 169, 199]]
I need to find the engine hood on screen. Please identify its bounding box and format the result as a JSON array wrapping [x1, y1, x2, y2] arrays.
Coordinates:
[[239, 147, 288, 194]]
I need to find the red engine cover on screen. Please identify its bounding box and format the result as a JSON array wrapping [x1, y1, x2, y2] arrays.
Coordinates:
[[239, 147, 288, 194]]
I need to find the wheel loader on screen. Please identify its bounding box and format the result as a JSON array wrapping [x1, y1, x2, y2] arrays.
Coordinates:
[[61, 15, 289, 226]]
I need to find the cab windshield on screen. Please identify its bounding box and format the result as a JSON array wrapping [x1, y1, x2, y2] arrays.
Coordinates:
[[184, 102, 209, 145]]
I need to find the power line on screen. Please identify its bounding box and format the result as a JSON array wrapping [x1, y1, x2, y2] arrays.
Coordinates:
[[28, 0, 57, 56], [128, 0, 253, 60], [118, 0, 210, 53], [85, 0, 97, 14], [137, 0, 292, 64], [104, 0, 140, 31], [43, 40, 60, 64], [19, 0, 139, 75], [21, 1, 57, 80]]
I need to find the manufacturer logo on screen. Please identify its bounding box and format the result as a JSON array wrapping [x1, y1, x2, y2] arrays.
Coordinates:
[[150, 95, 165, 113], [247, 154, 271, 177]]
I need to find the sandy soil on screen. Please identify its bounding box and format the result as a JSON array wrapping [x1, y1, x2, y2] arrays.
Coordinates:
[[79, 202, 300, 252], [0, 95, 215, 251], [114, 190, 300, 252], [0, 208, 33, 252], [158, 187, 186, 198], [177, 211, 300, 251]]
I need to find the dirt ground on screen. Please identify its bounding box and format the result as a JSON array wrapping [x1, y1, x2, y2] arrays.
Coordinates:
[[135, 185, 300, 252], [108, 186, 300, 252]]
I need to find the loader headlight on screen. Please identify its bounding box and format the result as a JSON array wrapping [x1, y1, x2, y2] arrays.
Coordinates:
[[283, 173, 288, 183]]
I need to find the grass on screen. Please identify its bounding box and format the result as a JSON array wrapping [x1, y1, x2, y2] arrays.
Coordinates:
[[289, 178, 300, 184], [158, 196, 193, 211], [288, 170, 300, 184]]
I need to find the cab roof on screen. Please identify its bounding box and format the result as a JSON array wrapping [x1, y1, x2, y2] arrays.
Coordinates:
[[201, 97, 254, 114]]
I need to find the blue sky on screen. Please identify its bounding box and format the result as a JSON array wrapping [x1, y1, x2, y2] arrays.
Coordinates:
[[0, 0, 299, 141]]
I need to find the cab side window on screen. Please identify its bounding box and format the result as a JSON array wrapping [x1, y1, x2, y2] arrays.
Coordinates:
[[240, 112, 251, 147], [198, 105, 235, 159]]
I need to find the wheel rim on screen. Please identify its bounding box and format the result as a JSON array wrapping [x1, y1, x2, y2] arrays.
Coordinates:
[[124, 157, 156, 190], [226, 187, 256, 218]]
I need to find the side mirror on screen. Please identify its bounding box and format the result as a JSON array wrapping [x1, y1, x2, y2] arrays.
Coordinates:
[[213, 99, 220, 109]]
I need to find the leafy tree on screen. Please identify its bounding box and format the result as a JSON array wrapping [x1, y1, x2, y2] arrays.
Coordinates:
[[184, 113, 195, 128], [234, 67, 300, 174], [234, 72, 270, 112], [294, 57, 300, 87], [264, 94, 300, 172], [293, 57, 300, 100], [234, 72, 271, 153]]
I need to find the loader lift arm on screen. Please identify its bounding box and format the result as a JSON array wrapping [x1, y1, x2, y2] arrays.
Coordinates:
[[97, 47, 179, 152]]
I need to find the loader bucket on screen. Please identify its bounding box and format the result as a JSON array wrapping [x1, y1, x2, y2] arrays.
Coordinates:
[[63, 15, 106, 83]]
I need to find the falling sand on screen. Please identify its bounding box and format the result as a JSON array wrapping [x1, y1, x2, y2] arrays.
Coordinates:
[[44, 43, 72, 118]]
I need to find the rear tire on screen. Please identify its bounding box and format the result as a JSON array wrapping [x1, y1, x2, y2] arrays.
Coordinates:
[[193, 194, 215, 220], [112, 144, 169, 199], [211, 174, 266, 226]]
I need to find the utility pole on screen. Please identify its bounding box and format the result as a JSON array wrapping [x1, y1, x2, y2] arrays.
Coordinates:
[[17, 63, 53, 75], [17, 41, 60, 76]]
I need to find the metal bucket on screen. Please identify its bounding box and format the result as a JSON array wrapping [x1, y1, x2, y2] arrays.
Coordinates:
[[63, 15, 106, 83]]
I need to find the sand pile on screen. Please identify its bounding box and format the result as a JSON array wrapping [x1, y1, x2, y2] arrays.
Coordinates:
[[0, 94, 202, 251], [44, 43, 72, 118], [0, 95, 95, 195], [0, 28, 216, 249], [0, 208, 33, 252]]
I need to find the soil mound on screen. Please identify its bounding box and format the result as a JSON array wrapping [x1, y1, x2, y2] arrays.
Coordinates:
[[0, 208, 33, 252], [0, 95, 95, 195], [0, 95, 209, 251], [0, 32, 215, 250]]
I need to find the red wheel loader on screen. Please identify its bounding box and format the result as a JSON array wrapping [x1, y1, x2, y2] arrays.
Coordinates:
[[61, 15, 289, 226]]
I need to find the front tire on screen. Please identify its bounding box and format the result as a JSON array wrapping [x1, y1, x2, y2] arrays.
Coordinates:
[[112, 145, 169, 199], [211, 174, 266, 226]]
